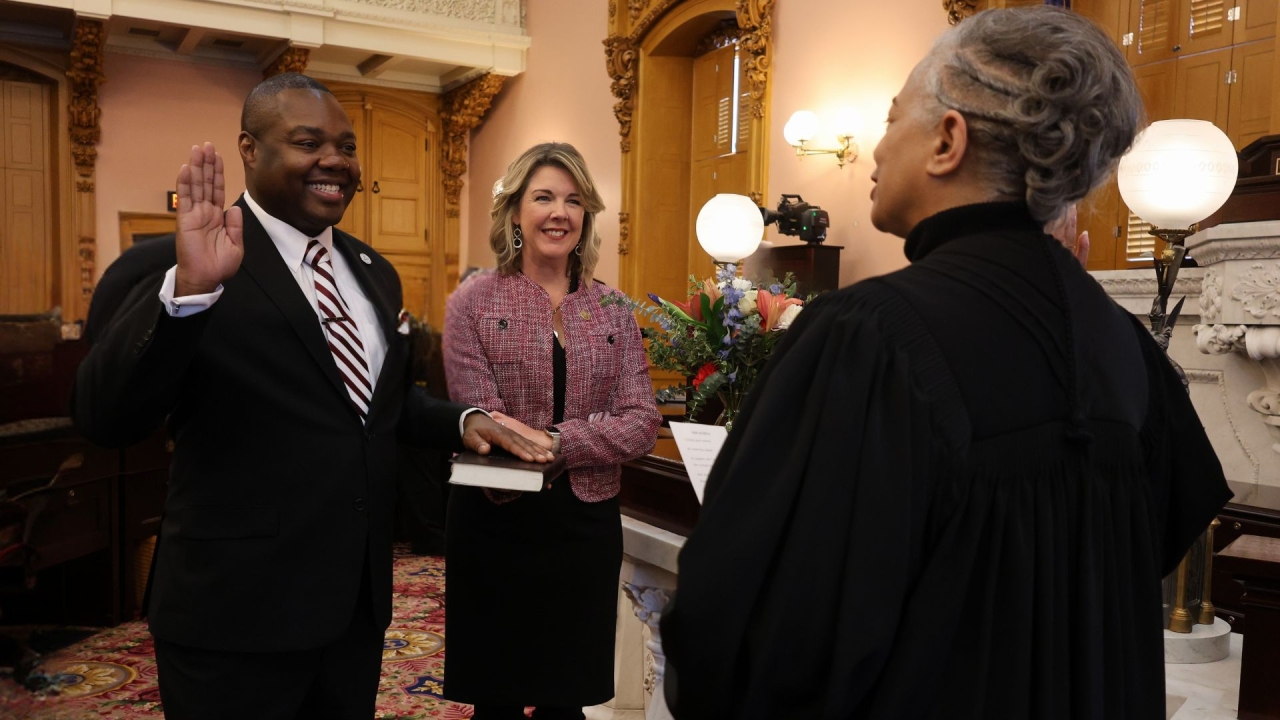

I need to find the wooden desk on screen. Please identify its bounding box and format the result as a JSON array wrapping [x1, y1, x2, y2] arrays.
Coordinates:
[[1217, 535, 1280, 720]]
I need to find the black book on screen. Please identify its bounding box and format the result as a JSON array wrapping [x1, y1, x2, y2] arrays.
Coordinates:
[[448, 450, 566, 492]]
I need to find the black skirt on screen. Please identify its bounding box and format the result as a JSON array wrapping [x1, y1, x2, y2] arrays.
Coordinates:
[[443, 476, 622, 706]]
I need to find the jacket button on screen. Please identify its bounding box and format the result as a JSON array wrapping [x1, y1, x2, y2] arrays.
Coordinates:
[[498, 319, 508, 330], [354, 498, 365, 511], [545, 482, 553, 490]]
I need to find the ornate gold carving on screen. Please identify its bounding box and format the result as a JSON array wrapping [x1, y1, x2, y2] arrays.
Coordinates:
[[748, 191, 763, 206], [67, 19, 106, 180], [694, 20, 742, 57], [446, 207, 461, 219], [78, 237, 96, 299], [76, 179, 95, 193], [263, 47, 311, 79], [943, 0, 981, 25], [440, 73, 507, 207], [609, 0, 617, 19], [628, 0, 646, 21], [630, 0, 681, 40], [618, 211, 631, 256], [604, 37, 638, 152], [736, 0, 774, 119]]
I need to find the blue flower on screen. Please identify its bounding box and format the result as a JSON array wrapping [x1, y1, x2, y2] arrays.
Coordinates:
[[728, 371, 738, 383], [769, 283, 783, 294], [648, 293, 662, 304]]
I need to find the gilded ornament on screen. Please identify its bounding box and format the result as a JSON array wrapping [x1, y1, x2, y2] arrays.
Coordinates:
[[943, 0, 982, 25], [263, 48, 311, 79], [67, 19, 106, 179], [440, 74, 507, 207]]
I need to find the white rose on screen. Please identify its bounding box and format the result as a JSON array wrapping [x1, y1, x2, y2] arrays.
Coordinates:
[[731, 277, 752, 292], [775, 304, 803, 330], [738, 289, 758, 316]]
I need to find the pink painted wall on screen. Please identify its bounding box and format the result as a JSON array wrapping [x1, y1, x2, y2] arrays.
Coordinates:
[[466, 0, 951, 288], [766, 0, 950, 284], [464, 0, 622, 285], [96, 52, 259, 274]]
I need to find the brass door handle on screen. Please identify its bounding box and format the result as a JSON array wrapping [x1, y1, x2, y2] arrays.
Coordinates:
[[372, 181, 381, 194]]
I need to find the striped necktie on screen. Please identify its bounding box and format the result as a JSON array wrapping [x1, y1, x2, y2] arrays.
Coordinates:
[[305, 240, 372, 421]]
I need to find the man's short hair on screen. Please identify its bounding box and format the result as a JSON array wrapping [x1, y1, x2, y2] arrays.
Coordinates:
[[240, 73, 333, 136]]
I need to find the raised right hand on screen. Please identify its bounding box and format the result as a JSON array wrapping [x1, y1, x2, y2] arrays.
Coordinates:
[[174, 142, 244, 297]]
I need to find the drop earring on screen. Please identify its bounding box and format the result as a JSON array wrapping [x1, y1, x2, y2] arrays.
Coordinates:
[[513, 226, 523, 250], [574, 241, 584, 256]]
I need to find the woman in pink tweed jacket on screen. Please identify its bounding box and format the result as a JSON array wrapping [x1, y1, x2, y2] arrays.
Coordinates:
[[441, 142, 661, 720]]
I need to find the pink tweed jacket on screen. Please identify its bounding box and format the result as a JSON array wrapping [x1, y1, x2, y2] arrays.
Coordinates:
[[443, 270, 661, 502]]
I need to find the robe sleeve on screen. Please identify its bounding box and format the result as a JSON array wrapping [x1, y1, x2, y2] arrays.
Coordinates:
[[661, 284, 957, 719], [1130, 318, 1232, 576]]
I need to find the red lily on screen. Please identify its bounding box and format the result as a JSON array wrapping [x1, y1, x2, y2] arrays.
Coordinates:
[[692, 362, 717, 389]]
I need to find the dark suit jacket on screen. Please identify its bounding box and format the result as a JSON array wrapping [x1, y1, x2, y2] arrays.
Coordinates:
[[72, 197, 471, 653]]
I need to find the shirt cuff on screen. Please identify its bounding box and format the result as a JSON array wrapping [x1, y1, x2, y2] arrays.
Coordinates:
[[158, 265, 224, 317], [459, 407, 491, 438]]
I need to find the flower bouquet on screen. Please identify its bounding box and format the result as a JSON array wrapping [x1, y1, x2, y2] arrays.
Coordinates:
[[603, 263, 804, 428]]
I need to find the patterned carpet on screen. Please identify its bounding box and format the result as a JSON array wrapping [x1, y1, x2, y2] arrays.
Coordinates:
[[0, 546, 478, 719]]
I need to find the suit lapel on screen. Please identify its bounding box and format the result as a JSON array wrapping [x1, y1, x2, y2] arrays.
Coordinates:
[[235, 197, 351, 407], [332, 231, 403, 421]]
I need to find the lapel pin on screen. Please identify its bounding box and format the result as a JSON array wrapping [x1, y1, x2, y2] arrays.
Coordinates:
[[359, 253, 372, 265], [580, 310, 590, 320]]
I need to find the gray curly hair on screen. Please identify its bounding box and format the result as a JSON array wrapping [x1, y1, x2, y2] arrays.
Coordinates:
[[919, 6, 1144, 223]]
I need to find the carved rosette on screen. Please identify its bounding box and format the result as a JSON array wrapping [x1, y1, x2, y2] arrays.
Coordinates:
[[263, 48, 311, 79], [628, 0, 646, 21], [1200, 268, 1223, 323], [1231, 262, 1280, 320], [622, 582, 671, 701], [604, 36, 638, 152], [695, 21, 742, 57], [67, 19, 106, 182], [736, 0, 774, 120], [618, 212, 631, 256], [440, 74, 507, 208], [944, 0, 982, 25]]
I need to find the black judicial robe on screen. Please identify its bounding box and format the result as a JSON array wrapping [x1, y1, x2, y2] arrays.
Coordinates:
[[660, 202, 1232, 720]]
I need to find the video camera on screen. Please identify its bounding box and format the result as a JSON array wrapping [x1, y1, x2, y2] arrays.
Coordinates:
[[760, 194, 829, 244]]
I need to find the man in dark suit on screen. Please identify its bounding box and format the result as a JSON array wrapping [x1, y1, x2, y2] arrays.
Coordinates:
[[72, 73, 550, 719]]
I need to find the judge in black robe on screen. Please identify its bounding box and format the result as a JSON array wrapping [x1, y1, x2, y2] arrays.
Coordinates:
[[660, 8, 1232, 720]]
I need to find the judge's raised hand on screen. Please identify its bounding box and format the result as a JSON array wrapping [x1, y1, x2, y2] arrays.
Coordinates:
[[463, 412, 554, 463], [175, 142, 244, 297], [1045, 203, 1089, 268]]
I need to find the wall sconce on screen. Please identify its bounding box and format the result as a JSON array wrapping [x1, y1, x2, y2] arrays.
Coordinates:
[[783, 108, 861, 167]]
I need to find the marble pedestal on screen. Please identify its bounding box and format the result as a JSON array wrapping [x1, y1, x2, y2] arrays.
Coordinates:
[[1164, 618, 1233, 664], [601, 515, 684, 720]]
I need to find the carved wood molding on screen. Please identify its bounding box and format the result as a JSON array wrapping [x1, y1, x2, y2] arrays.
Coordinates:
[[67, 18, 105, 183], [694, 20, 742, 57], [618, 211, 631, 256], [605, 0, 774, 150], [263, 47, 311, 79], [736, 0, 774, 120], [943, 0, 982, 25], [439, 73, 506, 207], [604, 36, 638, 152]]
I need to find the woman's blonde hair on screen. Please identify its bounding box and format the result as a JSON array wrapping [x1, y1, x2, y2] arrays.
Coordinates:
[[489, 142, 606, 281]]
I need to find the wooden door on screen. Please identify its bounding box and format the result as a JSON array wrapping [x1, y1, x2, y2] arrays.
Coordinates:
[[369, 107, 427, 256], [1, 80, 50, 314], [1236, 0, 1278, 43], [1181, 0, 1235, 55], [335, 100, 367, 240], [1175, 47, 1233, 126], [1129, 0, 1183, 65], [1229, 38, 1275, 147]]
